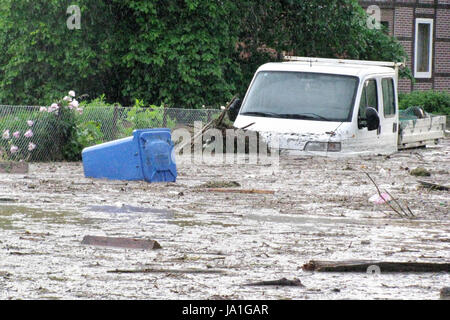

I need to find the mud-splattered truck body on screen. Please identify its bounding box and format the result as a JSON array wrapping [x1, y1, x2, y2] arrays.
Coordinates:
[[232, 57, 446, 156]]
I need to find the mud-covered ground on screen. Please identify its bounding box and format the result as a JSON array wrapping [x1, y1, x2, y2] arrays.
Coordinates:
[[0, 138, 449, 300]]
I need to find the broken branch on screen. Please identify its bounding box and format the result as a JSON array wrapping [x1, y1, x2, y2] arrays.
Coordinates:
[[363, 171, 409, 218]]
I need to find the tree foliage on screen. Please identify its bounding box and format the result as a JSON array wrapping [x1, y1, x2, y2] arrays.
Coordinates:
[[0, 0, 409, 108]]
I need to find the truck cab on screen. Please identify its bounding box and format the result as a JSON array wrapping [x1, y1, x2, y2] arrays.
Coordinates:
[[232, 57, 445, 156]]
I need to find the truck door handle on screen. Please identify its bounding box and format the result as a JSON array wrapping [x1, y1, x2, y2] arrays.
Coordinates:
[[393, 122, 397, 133]]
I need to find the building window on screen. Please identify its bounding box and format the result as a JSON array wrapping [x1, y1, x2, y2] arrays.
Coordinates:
[[414, 18, 433, 78], [380, 21, 389, 34]]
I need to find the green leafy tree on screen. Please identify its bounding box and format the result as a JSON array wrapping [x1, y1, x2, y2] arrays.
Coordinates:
[[235, 0, 410, 94], [0, 0, 409, 108], [0, 0, 126, 105]]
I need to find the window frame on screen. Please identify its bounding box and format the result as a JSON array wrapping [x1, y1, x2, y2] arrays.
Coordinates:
[[381, 78, 396, 118], [358, 78, 379, 128], [414, 18, 434, 79]]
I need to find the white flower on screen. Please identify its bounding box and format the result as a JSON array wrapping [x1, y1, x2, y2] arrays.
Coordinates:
[[27, 120, 34, 127], [28, 142, 36, 151], [48, 103, 59, 113], [10, 145, 19, 154], [63, 96, 72, 102], [24, 129, 33, 138], [70, 100, 79, 108], [68, 90, 76, 97], [2, 130, 10, 139], [39, 107, 47, 112]]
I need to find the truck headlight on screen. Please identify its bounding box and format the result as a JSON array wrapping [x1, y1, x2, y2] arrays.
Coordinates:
[[304, 141, 341, 152]]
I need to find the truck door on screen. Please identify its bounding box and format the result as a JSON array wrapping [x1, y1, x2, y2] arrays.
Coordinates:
[[355, 78, 397, 155], [380, 77, 398, 152], [356, 78, 381, 153]]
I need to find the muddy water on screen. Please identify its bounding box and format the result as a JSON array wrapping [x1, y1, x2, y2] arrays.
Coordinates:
[[0, 139, 449, 299]]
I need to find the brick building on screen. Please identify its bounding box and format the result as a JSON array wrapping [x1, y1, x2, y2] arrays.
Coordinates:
[[359, 0, 450, 93]]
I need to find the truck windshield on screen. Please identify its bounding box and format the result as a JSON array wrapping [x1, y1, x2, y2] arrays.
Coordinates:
[[240, 71, 358, 122]]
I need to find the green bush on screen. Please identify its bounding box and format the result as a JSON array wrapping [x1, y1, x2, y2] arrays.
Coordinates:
[[120, 100, 176, 137], [78, 95, 122, 141], [398, 90, 450, 115], [63, 121, 104, 161]]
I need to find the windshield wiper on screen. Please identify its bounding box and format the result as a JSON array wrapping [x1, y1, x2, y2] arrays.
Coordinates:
[[277, 113, 332, 121], [240, 111, 281, 118], [241, 111, 334, 121]]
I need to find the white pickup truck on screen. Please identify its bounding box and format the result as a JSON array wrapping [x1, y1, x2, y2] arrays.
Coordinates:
[[230, 56, 447, 156]]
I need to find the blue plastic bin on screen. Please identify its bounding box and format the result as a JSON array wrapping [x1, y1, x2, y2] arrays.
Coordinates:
[[82, 128, 177, 183]]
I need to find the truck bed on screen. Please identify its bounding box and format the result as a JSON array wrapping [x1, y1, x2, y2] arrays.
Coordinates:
[[398, 115, 446, 149]]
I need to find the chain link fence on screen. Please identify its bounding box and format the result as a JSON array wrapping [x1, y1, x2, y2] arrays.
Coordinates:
[[0, 105, 222, 162]]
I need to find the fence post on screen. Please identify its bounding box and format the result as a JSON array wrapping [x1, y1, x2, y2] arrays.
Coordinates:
[[112, 105, 118, 140], [162, 107, 167, 127], [55, 107, 64, 161]]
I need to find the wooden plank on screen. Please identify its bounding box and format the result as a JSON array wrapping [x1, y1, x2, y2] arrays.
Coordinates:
[[81, 236, 161, 250], [302, 260, 450, 273]]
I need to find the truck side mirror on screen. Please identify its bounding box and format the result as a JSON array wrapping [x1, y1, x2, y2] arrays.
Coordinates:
[[366, 107, 380, 131], [227, 98, 242, 122]]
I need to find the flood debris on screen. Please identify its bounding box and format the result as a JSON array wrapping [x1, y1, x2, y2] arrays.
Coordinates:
[[81, 235, 161, 250], [201, 188, 275, 195], [440, 287, 450, 300], [0, 161, 29, 174], [364, 171, 414, 218], [107, 268, 225, 274], [417, 180, 449, 191], [410, 167, 431, 177], [244, 278, 304, 287], [368, 192, 391, 204], [178, 95, 237, 152], [302, 260, 450, 273], [199, 181, 241, 188]]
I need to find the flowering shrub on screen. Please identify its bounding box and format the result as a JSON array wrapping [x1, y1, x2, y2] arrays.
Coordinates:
[[0, 117, 37, 162], [48, 91, 85, 161], [0, 90, 85, 162]]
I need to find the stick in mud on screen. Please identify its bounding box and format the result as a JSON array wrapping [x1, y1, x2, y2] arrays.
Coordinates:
[[363, 171, 412, 218]]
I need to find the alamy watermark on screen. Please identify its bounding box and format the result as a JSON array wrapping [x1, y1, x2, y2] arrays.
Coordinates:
[[67, 5, 81, 30], [171, 121, 280, 173], [366, 265, 381, 275]]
